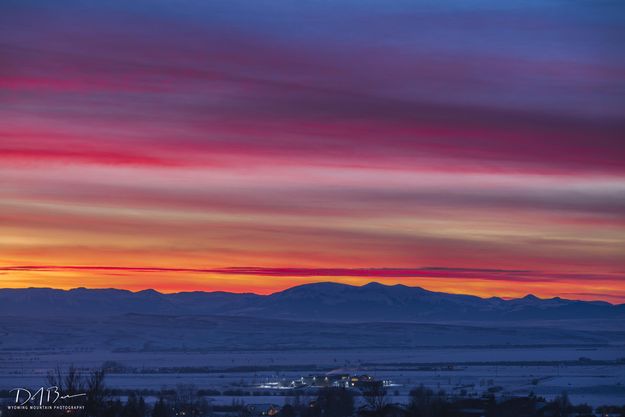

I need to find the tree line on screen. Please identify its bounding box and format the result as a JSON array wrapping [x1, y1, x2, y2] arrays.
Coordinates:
[[3, 367, 624, 417]]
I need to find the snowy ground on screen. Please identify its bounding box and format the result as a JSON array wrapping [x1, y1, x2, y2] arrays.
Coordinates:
[[1, 346, 624, 407], [1, 315, 623, 407]]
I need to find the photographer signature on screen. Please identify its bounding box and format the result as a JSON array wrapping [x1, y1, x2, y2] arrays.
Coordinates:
[[10, 387, 87, 406]]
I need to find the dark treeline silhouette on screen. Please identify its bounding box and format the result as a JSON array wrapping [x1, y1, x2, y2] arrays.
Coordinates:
[[3, 367, 625, 417]]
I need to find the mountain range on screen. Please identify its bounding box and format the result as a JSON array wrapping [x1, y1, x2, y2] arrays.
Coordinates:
[[2, 282, 624, 322]]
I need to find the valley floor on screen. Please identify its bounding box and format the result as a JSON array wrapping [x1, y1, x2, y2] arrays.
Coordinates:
[[1, 346, 624, 407]]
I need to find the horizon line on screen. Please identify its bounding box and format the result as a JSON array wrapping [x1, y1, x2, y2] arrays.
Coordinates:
[[2, 264, 624, 304], [0, 281, 621, 306]]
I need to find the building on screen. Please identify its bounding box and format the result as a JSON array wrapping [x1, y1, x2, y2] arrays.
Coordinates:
[[244, 403, 281, 417]]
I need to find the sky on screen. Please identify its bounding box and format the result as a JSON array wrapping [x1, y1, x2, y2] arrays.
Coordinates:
[[1, 0, 624, 302]]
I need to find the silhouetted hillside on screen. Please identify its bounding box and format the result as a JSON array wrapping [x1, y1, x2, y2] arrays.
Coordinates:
[[1, 282, 623, 322]]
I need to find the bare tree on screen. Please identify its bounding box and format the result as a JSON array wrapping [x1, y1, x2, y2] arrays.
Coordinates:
[[362, 384, 388, 416], [46, 365, 108, 417], [47, 365, 86, 395], [85, 368, 107, 416]]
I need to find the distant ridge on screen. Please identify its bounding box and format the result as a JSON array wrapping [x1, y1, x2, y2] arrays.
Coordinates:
[[1, 282, 623, 321]]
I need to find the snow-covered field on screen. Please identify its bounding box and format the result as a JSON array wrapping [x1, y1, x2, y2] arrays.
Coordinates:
[[1, 315, 623, 407], [1, 347, 624, 407]]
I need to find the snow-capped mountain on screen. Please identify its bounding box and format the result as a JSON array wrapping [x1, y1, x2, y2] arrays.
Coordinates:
[[1, 282, 623, 322]]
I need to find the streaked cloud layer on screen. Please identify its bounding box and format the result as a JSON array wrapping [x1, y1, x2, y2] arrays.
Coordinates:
[[1, 0, 624, 301]]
